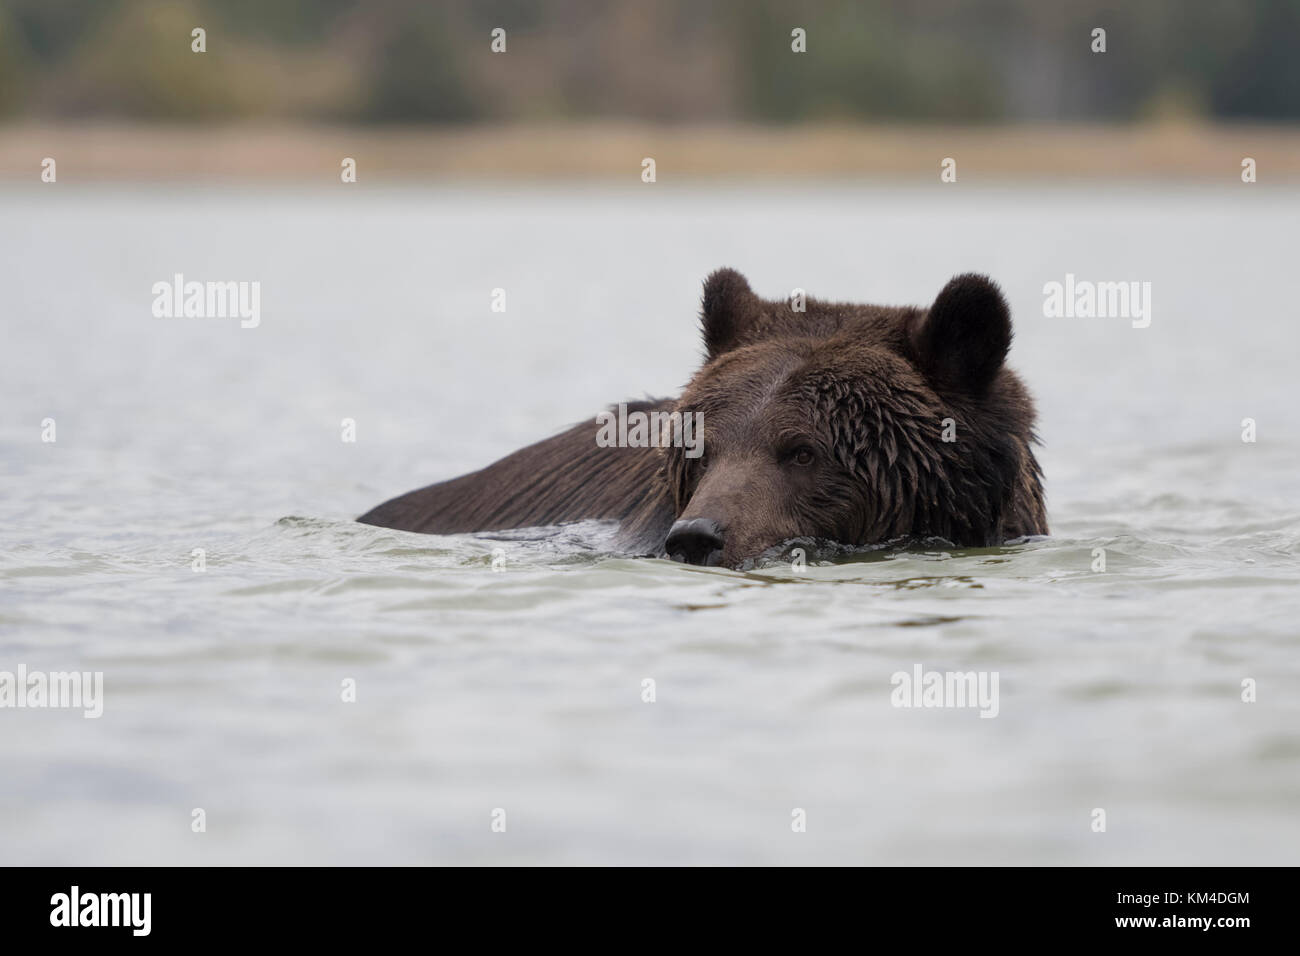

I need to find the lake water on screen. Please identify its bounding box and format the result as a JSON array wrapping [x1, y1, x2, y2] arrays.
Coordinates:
[[2, 182, 1298, 865]]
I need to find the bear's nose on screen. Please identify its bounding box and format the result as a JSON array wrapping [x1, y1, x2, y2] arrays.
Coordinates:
[[665, 518, 726, 567]]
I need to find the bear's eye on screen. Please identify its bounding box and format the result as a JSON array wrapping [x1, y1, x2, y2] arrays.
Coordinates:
[[788, 446, 816, 467]]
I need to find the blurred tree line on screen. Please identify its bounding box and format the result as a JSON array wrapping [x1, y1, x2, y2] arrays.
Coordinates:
[[0, 0, 1296, 122]]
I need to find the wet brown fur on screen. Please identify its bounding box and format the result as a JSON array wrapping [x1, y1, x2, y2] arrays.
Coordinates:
[[359, 269, 1047, 565]]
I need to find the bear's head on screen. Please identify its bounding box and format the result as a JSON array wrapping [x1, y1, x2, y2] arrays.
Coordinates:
[[659, 268, 1046, 568]]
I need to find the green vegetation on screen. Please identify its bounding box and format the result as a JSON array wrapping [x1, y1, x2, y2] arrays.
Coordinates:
[[1, 0, 1297, 122]]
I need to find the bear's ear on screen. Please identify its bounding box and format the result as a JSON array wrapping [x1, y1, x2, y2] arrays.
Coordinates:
[[911, 273, 1012, 394], [701, 268, 759, 361]]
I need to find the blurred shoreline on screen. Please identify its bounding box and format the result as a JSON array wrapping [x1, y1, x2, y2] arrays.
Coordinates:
[[2, 121, 1298, 182]]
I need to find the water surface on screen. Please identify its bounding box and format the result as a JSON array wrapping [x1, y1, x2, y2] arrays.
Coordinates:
[[2, 183, 1298, 864]]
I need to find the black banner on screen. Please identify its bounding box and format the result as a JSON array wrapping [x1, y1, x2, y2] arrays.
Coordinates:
[[0, 866, 1275, 943]]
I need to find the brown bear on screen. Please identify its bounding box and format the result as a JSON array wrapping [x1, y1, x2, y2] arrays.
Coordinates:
[[358, 269, 1047, 568]]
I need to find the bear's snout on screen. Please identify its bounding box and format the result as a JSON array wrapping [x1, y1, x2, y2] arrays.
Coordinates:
[[665, 517, 726, 567]]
